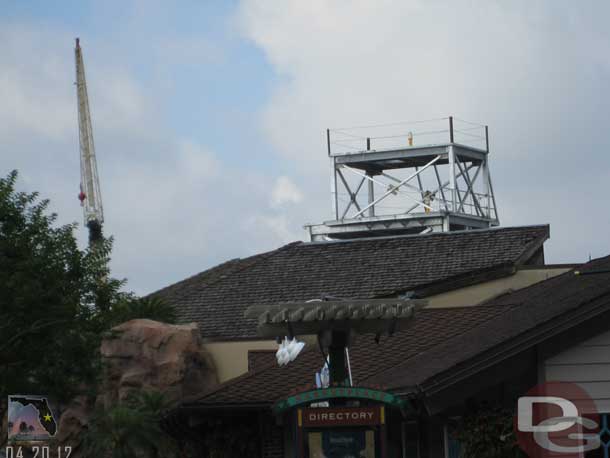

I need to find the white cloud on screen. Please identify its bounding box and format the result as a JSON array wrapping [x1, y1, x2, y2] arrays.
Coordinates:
[[0, 24, 75, 141], [0, 20, 277, 294], [177, 140, 220, 181], [270, 176, 303, 208], [246, 214, 303, 246], [237, 0, 610, 263], [236, 0, 586, 166], [4, 1, 610, 297], [92, 72, 151, 134], [242, 175, 306, 247]]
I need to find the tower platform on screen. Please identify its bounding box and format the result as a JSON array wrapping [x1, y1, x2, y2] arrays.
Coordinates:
[[305, 117, 499, 241]]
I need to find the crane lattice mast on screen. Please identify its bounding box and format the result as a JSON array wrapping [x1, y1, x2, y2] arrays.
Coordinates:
[[75, 38, 104, 244]]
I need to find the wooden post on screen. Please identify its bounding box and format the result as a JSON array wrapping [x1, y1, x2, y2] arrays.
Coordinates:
[[295, 409, 304, 458], [380, 405, 388, 458], [328, 330, 348, 387]]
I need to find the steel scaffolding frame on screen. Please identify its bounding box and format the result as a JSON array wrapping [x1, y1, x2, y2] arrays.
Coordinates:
[[307, 124, 499, 241]]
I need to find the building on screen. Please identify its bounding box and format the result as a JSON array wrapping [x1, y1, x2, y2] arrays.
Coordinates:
[[154, 120, 610, 457]]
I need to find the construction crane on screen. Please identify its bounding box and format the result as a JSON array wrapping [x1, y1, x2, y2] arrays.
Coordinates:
[[74, 38, 104, 245]]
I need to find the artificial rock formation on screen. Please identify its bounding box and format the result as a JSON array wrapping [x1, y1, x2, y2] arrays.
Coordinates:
[[99, 319, 218, 407], [55, 394, 91, 456], [55, 319, 217, 457]]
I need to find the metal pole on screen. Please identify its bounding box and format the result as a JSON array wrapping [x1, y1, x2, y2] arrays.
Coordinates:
[[345, 348, 353, 386], [340, 177, 366, 220], [367, 137, 371, 151], [483, 126, 490, 218], [483, 156, 490, 218], [485, 125, 489, 153], [345, 166, 433, 211], [331, 157, 339, 219], [449, 145, 456, 211], [449, 116, 454, 143], [327, 128, 331, 156], [433, 164, 448, 211], [403, 163, 475, 214], [367, 172, 375, 217], [488, 168, 499, 222], [455, 160, 483, 216], [415, 166, 425, 200], [353, 155, 441, 218]]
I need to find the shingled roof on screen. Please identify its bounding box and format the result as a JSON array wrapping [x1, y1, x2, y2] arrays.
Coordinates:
[[152, 225, 549, 340], [182, 304, 514, 408], [370, 253, 610, 392], [180, 255, 610, 410]]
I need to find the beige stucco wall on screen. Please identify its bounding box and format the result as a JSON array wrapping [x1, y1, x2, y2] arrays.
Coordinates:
[[203, 340, 276, 383], [205, 267, 572, 383], [425, 267, 571, 308], [204, 335, 318, 383]]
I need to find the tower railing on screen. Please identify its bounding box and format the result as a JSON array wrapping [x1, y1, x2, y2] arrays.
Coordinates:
[[326, 116, 489, 156]]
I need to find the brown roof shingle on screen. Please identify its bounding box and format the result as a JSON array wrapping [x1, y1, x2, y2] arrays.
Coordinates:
[[152, 225, 549, 340], [371, 253, 610, 391], [182, 255, 610, 408], [185, 304, 514, 407]]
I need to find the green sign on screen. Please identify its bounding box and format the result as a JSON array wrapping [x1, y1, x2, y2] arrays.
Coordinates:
[[274, 387, 407, 413]]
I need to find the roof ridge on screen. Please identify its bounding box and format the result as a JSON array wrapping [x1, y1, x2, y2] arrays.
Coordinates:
[[479, 264, 579, 306], [304, 224, 550, 246], [483, 253, 610, 306], [150, 241, 301, 299], [380, 261, 516, 299], [149, 258, 241, 299], [160, 225, 553, 340], [178, 242, 301, 301], [214, 241, 301, 279]]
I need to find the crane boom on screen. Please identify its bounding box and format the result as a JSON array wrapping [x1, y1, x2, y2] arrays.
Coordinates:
[[75, 38, 104, 244]]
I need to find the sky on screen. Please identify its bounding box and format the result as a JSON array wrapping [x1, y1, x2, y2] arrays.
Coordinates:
[[2, 0, 610, 294]]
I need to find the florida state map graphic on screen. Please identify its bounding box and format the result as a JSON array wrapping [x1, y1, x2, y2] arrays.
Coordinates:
[[7, 395, 58, 441]]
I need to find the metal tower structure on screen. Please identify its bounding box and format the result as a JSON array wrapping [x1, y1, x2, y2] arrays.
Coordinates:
[[75, 38, 104, 245], [305, 116, 499, 241]]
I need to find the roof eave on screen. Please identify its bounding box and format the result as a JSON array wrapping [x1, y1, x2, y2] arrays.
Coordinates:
[[387, 296, 610, 397]]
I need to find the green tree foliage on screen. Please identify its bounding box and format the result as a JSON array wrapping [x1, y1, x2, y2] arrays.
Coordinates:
[[108, 296, 176, 327], [453, 405, 526, 458], [201, 417, 261, 458], [0, 171, 174, 403], [84, 391, 177, 458]]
